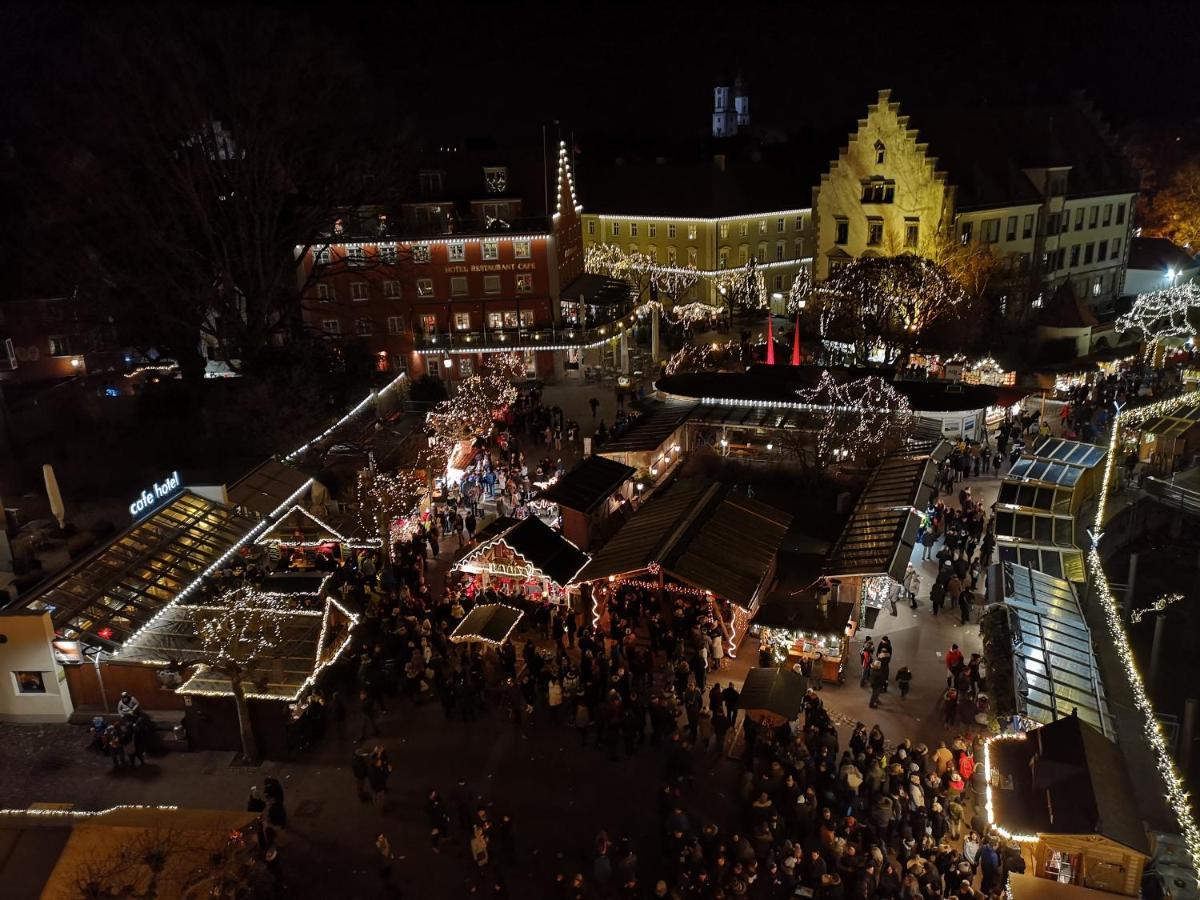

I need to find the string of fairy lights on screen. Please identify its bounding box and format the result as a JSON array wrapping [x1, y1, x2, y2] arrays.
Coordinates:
[[796, 371, 913, 463], [1091, 389, 1200, 875], [1130, 592, 1185, 624], [1116, 283, 1200, 353]]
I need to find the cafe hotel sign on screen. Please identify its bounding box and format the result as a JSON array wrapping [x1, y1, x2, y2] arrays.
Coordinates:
[[129, 471, 184, 520]]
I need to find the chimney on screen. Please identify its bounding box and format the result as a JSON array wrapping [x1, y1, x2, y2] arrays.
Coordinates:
[[713, 153, 726, 172]]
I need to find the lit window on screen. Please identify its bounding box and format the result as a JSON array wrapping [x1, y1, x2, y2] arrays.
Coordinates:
[[516, 274, 532, 293], [48, 335, 73, 356], [959, 221, 973, 245], [448, 242, 466, 262], [454, 312, 471, 330], [759, 220, 767, 234], [322, 319, 341, 335], [412, 244, 431, 264], [513, 240, 531, 259], [1006, 216, 1017, 241], [686, 247, 696, 266], [719, 223, 729, 239], [587, 220, 595, 236], [874, 140, 885, 164], [483, 165, 507, 193], [666, 246, 677, 265], [481, 241, 499, 260], [417, 278, 434, 297], [719, 248, 729, 269], [483, 275, 501, 294], [687, 224, 697, 240], [378, 245, 396, 264], [346, 246, 365, 265], [487, 312, 504, 329], [739, 222, 748, 237]]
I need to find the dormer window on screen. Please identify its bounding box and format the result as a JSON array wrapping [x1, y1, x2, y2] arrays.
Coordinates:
[[874, 140, 886, 165], [861, 177, 895, 204], [483, 166, 508, 194]]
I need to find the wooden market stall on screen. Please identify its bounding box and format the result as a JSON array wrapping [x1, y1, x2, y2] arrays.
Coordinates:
[[538, 455, 636, 551], [752, 576, 856, 686], [253, 503, 380, 572], [452, 515, 589, 608], [739, 666, 807, 726], [985, 715, 1150, 896], [450, 603, 525, 646], [571, 478, 793, 654], [1136, 402, 1200, 474]]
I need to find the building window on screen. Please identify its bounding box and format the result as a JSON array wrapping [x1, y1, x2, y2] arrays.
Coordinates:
[[487, 311, 504, 330], [317, 283, 334, 302], [1116, 202, 1126, 225], [737, 222, 748, 238], [516, 274, 532, 293], [1060, 215, 1069, 235], [867, 219, 884, 247], [773, 275, 783, 291], [481, 241, 499, 260], [757, 242, 767, 262], [356, 318, 372, 335], [777, 218, 785, 233], [484, 275, 501, 294], [1112, 238, 1122, 260], [775, 241, 785, 261], [959, 221, 973, 245], [686, 247, 696, 266], [587, 220, 595, 236], [454, 312, 471, 330], [759, 220, 767, 234], [1074, 208, 1084, 231], [448, 242, 466, 262], [1098, 239, 1108, 260], [48, 335, 73, 356], [835, 219, 849, 245], [719, 248, 730, 269], [513, 240, 531, 259], [1092, 275, 1103, 297], [874, 140, 886, 164], [382, 280, 401, 298], [904, 220, 919, 249], [663, 246, 674, 265], [735, 245, 747, 266], [451, 276, 468, 296], [861, 178, 895, 203], [420, 313, 437, 334], [1084, 243, 1095, 264], [14, 671, 46, 694], [668, 224, 678, 239], [387, 316, 403, 335], [648, 223, 656, 238], [1088, 206, 1099, 229], [417, 278, 434, 297], [687, 224, 697, 240], [610, 222, 620, 236], [314, 247, 331, 266], [1102, 203, 1113, 227], [1006, 216, 1017, 241], [346, 246, 365, 266], [646, 245, 658, 263], [630, 222, 639, 238], [1069, 245, 1080, 267], [794, 238, 804, 258], [1023, 214, 1034, 239], [981, 218, 1001, 244], [378, 245, 397, 264], [795, 216, 804, 230], [483, 165, 507, 193], [502, 310, 521, 328], [322, 319, 341, 336], [1045, 213, 1060, 235], [412, 243, 431, 264], [351, 282, 369, 301], [418, 170, 443, 194], [521, 310, 534, 327]]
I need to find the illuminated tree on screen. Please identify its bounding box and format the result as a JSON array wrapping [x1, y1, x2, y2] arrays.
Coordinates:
[[1116, 283, 1200, 355], [714, 257, 768, 313], [787, 267, 813, 314], [193, 589, 288, 765], [919, 231, 1004, 305], [425, 352, 524, 462], [798, 371, 914, 466], [584, 244, 657, 302], [816, 255, 967, 365], [1144, 160, 1200, 252], [357, 468, 425, 552]]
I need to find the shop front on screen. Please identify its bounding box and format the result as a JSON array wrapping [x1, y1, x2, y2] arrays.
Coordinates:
[[753, 578, 856, 685], [452, 516, 588, 608]]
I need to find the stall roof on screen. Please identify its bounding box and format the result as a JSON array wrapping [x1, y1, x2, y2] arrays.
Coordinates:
[[739, 666, 806, 723], [997, 481, 1074, 516], [540, 455, 636, 514], [573, 479, 793, 607], [598, 401, 696, 454], [127, 596, 357, 702], [21, 492, 252, 648], [995, 542, 1085, 583], [754, 592, 855, 635], [825, 443, 949, 582], [255, 504, 378, 547], [987, 715, 1148, 854], [455, 516, 589, 587], [993, 508, 1075, 548], [992, 563, 1113, 737], [685, 402, 825, 432], [1142, 403, 1200, 440], [1026, 436, 1107, 469], [227, 459, 313, 516], [450, 603, 524, 645]]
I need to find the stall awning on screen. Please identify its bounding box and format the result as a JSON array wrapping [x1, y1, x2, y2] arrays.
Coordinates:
[[454, 516, 589, 588], [825, 443, 949, 582], [539, 455, 635, 514], [739, 666, 807, 724], [598, 400, 696, 454], [991, 562, 1113, 737], [450, 603, 524, 645]]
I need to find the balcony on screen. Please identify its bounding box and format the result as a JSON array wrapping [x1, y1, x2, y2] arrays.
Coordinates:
[[411, 317, 641, 355]]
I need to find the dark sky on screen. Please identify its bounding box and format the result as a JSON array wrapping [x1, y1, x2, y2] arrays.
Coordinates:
[[330, 0, 1197, 144]]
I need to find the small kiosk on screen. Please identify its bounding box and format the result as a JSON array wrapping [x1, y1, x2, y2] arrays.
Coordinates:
[[254, 504, 380, 571], [753, 584, 855, 685], [453, 516, 589, 607]]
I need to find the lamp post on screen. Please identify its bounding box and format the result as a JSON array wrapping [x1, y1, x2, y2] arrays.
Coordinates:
[[718, 285, 730, 332]]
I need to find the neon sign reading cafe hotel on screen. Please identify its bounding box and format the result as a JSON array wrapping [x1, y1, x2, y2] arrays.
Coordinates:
[[129, 471, 184, 519]]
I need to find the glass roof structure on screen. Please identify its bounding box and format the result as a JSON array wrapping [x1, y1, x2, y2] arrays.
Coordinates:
[[1028, 437, 1107, 468], [996, 543, 1085, 583], [999, 562, 1113, 737], [996, 482, 1073, 515], [993, 509, 1075, 546], [1142, 404, 1200, 441], [24, 493, 251, 648]]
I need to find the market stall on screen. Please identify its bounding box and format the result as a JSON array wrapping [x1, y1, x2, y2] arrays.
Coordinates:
[[254, 504, 380, 571], [753, 572, 855, 685], [450, 603, 524, 646], [452, 515, 588, 607], [739, 666, 806, 726]]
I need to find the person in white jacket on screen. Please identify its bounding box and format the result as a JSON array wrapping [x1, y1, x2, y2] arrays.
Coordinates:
[[903, 565, 921, 610]]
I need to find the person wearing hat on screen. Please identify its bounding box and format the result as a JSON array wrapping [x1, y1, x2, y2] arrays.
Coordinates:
[[868, 660, 887, 709], [117, 691, 140, 720]]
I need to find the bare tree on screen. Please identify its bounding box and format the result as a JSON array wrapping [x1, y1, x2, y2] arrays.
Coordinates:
[[25, 6, 408, 380]]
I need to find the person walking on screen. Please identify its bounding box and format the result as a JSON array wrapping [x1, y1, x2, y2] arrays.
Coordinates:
[[367, 745, 392, 811], [920, 528, 936, 561], [721, 683, 740, 730], [868, 661, 887, 709], [376, 832, 393, 882], [958, 588, 972, 625], [895, 665, 912, 699], [263, 776, 287, 830], [357, 689, 380, 743], [904, 565, 921, 609], [589, 397, 599, 419], [858, 638, 874, 687]]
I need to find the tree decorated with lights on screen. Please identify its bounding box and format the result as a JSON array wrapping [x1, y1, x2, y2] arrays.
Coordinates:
[[584, 244, 657, 303], [1116, 283, 1200, 357], [357, 467, 425, 553], [425, 351, 525, 463], [714, 257, 768, 313], [797, 371, 914, 466], [193, 589, 289, 765], [816, 255, 967, 365], [787, 267, 813, 315]]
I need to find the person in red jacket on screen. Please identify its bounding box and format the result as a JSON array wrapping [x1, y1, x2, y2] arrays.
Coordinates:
[[945, 644, 964, 687]]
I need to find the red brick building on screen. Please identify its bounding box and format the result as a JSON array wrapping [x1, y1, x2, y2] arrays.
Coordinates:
[[297, 139, 587, 382], [0, 295, 121, 386]]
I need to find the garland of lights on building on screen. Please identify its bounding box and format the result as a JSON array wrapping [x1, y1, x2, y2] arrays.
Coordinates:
[[1090, 389, 1200, 874]]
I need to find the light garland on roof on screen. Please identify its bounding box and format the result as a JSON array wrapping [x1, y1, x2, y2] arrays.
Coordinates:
[[115, 478, 315, 655], [554, 140, 580, 219], [1091, 391, 1200, 875], [257, 504, 381, 549], [594, 208, 811, 225], [284, 371, 409, 462], [0, 804, 181, 820], [982, 732, 1040, 844], [195, 591, 291, 668], [450, 604, 525, 646], [1130, 592, 1185, 624]]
